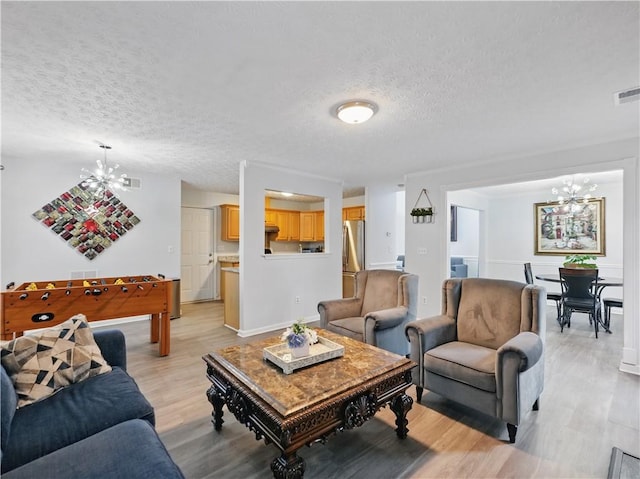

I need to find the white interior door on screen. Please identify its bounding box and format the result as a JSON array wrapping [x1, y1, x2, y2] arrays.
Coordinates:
[[181, 207, 214, 302]]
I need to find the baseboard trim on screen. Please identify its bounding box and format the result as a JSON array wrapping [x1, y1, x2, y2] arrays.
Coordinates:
[[619, 361, 640, 376]]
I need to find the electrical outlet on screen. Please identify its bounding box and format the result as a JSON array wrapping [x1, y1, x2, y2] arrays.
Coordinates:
[[417, 247, 427, 255], [295, 296, 301, 304], [422, 296, 428, 304]]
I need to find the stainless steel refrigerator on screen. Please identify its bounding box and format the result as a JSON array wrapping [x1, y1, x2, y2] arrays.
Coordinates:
[[342, 220, 365, 297]]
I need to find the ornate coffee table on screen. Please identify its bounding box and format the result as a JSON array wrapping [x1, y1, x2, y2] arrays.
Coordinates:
[[203, 330, 415, 479]]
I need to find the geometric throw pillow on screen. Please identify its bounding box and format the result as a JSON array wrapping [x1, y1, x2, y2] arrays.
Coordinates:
[[0, 314, 112, 408]]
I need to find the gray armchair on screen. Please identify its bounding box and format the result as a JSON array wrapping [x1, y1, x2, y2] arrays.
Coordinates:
[[405, 278, 546, 443], [318, 270, 418, 356]]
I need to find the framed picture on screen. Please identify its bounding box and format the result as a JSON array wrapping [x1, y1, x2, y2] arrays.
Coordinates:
[[450, 205, 458, 242], [534, 198, 605, 255]]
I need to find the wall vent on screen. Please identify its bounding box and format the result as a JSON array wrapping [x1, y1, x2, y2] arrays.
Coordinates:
[[614, 86, 640, 105], [122, 177, 142, 189]]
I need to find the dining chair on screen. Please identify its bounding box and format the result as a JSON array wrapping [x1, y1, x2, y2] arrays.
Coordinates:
[[602, 297, 623, 330], [559, 268, 602, 338], [524, 263, 562, 323]]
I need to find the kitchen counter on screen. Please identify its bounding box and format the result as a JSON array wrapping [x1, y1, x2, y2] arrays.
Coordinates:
[[222, 268, 239, 330], [218, 255, 240, 262], [218, 256, 239, 301], [220, 267, 239, 273]]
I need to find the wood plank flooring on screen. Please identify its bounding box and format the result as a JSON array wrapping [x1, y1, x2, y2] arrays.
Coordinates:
[[99, 302, 640, 478]]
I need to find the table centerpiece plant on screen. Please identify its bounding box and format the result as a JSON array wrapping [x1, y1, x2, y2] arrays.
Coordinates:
[[281, 320, 318, 358], [563, 254, 598, 269]]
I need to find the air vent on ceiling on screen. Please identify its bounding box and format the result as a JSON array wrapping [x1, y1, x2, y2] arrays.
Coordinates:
[[614, 86, 640, 105], [122, 177, 142, 189]]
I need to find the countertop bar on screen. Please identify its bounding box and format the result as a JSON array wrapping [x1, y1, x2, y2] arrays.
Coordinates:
[[218, 255, 240, 262]]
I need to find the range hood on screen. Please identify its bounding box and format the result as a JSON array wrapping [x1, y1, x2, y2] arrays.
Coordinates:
[[265, 222, 280, 233]]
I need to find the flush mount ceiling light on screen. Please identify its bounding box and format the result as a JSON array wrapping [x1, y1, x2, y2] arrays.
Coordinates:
[[336, 100, 377, 124]]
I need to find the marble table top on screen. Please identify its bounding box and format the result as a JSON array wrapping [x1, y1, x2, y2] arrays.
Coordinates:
[[205, 329, 414, 416]]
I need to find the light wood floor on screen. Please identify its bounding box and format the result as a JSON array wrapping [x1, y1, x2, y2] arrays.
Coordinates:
[[99, 302, 640, 479]]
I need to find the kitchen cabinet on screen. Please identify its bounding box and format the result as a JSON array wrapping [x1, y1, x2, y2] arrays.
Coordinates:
[[289, 212, 300, 241], [220, 204, 240, 241], [219, 260, 239, 300], [272, 210, 300, 241], [299, 212, 315, 241], [299, 211, 324, 241], [343, 206, 365, 221], [315, 211, 324, 241], [264, 209, 277, 225], [222, 268, 239, 330]]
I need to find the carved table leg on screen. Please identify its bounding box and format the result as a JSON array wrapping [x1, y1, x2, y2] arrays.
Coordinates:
[[206, 385, 225, 431], [270, 452, 305, 479], [390, 393, 413, 439]]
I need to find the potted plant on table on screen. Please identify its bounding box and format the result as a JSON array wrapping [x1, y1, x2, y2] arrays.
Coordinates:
[[563, 254, 598, 269], [281, 320, 318, 358]]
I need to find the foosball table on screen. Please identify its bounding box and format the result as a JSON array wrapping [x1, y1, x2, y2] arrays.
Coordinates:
[[1, 275, 173, 356]]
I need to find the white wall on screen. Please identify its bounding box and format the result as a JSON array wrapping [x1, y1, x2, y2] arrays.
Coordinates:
[[450, 206, 480, 277], [483, 181, 623, 295], [181, 185, 239, 209], [1, 157, 181, 285], [395, 190, 406, 259], [365, 183, 403, 270], [181, 184, 240, 257], [447, 190, 490, 277], [450, 207, 479, 257], [405, 138, 639, 374], [238, 161, 342, 336], [343, 195, 365, 208]]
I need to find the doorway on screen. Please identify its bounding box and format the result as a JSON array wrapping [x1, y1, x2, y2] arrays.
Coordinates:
[[180, 207, 215, 302], [450, 205, 480, 278]]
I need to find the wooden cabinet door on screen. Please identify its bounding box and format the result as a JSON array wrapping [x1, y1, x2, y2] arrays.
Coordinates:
[[314, 211, 324, 240], [299, 212, 315, 241], [275, 211, 290, 241], [344, 206, 364, 221], [288, 212, 300, 241], [221, 205, 240, 241], [265, 209, 277, 225]]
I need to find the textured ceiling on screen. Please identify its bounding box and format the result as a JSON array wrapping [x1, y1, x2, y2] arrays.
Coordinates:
[[2, 1, 638, 195]]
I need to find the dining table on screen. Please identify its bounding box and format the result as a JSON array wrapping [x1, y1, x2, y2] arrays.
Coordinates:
[[535, 273, 623, 333]]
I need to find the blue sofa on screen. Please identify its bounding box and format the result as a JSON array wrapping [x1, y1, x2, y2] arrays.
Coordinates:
[[1, 329, 184, 479]]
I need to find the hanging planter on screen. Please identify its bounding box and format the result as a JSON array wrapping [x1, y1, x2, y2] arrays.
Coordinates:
[[410, 189, 434, 224]]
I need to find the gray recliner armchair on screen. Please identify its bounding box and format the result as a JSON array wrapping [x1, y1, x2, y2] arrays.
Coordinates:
[[318, 270, 418, 356], [405, 278, 546, 443]]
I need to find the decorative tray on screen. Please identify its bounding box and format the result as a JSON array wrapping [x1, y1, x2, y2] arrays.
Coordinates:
[[263, 336, 345, 374]]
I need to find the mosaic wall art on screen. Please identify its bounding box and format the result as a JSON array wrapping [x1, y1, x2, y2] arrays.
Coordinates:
[[32, 181, 141, 260]]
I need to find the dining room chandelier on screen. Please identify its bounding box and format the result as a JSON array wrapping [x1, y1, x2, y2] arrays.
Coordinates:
[[551, 176, 597, 215], [80, 144, 128, 198]]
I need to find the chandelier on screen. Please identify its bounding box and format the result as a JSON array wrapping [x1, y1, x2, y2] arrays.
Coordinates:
[[80, 144, 128, 198], [551, 176, 598, 215]]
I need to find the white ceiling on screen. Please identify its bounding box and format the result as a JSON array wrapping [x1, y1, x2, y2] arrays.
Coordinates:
[[2, 2, 638, 195], [470, 169, 623, 197]]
